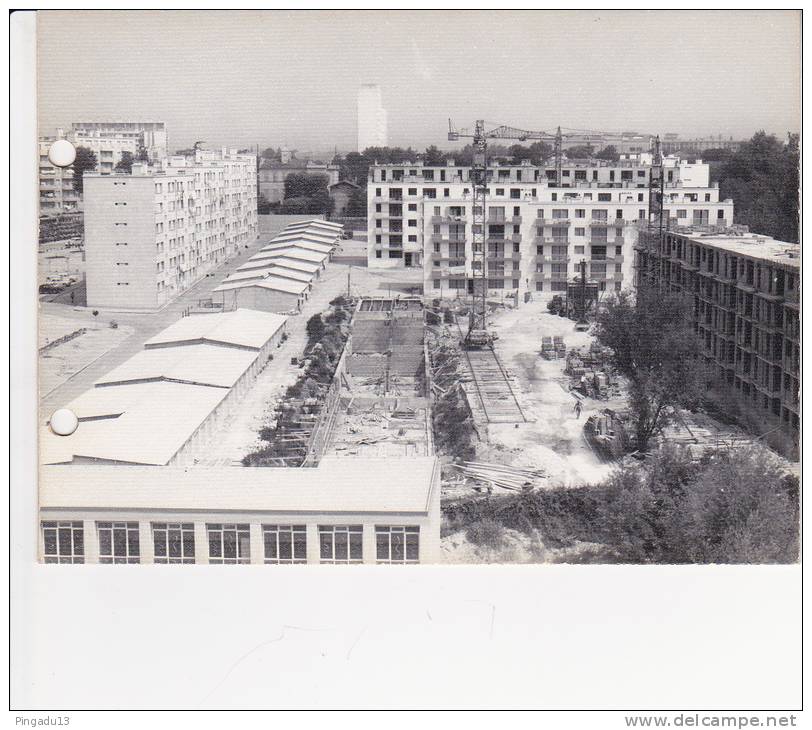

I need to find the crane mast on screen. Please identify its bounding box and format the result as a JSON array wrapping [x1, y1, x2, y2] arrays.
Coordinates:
[[447, 118, 636, 345]]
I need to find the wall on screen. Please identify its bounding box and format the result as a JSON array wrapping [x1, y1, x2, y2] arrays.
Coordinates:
[[84, 175, 158, 310]]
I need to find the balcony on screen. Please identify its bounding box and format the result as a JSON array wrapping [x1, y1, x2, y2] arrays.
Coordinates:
[[536, 218, 571, 226], [589, 218, 610, 226], [511, 216, 522, 225], [534, 236, 569, 245], [540, 255, 570, 263]]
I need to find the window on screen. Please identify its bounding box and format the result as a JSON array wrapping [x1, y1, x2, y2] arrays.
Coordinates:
[[598, 193, 611, 202], [444, 188, 450, 197], [153, 522, 195, 564], [574, 246, 585, 254], [263, 525, 307, 564], [535, 281, 544, 292], [574, 209, 585, 219], [319, 525, 363, 564], [677, 209, 687, 219], [41, 521, 84, 564], [408, 203, 417, 211], [97, 522, 140, 564], [376, 526, 419, 564], [717, 209, 725, 219], [495, 188, 504, 196], [375, 250, 382, 258], [408, 188, 417, 196], [207, 523, 250, 564], [510, 189, 521, 199], [574, 228, 585, 237]]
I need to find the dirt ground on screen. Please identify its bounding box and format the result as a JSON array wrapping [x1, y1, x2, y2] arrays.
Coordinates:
[[38, 311, 134, 398], [183, 260, 424, 465], [460, 299, 622, 489]]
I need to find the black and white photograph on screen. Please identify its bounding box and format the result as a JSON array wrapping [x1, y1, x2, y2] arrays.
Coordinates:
[[9, 7, 803, 718]]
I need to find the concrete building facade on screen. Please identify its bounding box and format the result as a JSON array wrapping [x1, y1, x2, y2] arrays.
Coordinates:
[[366, 158, 734, 300], [357, 84, 388, 151], [634, 227, 800, 433], [39, 457, 442, 565], [83, 148, 258, 310], [71, 121, 168, 161]]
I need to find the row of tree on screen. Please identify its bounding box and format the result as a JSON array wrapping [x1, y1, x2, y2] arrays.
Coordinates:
[[68, 146, 149, 194]]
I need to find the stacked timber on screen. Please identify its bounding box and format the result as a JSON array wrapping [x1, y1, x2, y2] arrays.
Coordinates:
[[452, 461, 545, 491]]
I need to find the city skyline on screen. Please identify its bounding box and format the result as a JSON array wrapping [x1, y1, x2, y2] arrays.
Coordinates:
[[38, 10, 800, 153]]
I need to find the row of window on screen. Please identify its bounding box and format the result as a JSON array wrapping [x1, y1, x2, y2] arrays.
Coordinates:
[[41, 522, 420, 565]]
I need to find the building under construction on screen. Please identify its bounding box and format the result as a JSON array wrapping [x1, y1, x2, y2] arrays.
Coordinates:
[[635, 226, 800, 434]]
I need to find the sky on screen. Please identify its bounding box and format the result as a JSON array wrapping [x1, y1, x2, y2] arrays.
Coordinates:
[[38, 10, 801, 155]]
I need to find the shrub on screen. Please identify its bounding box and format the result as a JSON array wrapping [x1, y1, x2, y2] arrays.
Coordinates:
[[466, 519, 506, 549]]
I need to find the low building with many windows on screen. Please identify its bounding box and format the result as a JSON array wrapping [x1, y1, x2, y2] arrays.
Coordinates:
[[366, 157, 733, 299], [634, 226, 800, 434], [38, 457, 442, 564], [83, 148, 258, 310]]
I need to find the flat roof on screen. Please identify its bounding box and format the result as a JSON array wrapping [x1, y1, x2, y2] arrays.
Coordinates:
[[94, 343, 257, 389], [144, 308, 287, 350], [682, 231, 801, 268], [39, 457, 438, 514], [41, 382, 230, 466]]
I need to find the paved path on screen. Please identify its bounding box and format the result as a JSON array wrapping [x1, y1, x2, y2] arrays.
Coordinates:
[[39, 239, 269, 416]]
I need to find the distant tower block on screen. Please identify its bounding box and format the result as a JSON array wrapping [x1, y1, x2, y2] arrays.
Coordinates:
[[357, 84, 388, 152]]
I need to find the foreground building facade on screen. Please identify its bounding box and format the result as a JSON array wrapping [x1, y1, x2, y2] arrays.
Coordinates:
[[39, 458, 442, 564], [635, 227, 800, 433], [366, 157, 733, 298], [84, 148, 258, 310]]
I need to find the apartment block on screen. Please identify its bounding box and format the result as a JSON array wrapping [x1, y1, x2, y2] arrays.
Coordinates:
[[84, 148, 257, 310], [634, 227, 800, 433], [366, 156, 733, 299], [38, 137, 81, 214], [71, 121, 168, 161], [39, 122, 168, 215]]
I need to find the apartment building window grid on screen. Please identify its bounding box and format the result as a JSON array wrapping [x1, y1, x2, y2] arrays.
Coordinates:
[[319, 525, 363, 564], [41, 521, 84, 564], [376, 526, 420, 564], [263, 525, 307, 565], [207, 523, 250, 564], [98, 521, 140, 564], [153, 522, 195, 564]]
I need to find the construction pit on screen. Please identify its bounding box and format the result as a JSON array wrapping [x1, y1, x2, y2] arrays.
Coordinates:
[[317, 297, 433, 460]]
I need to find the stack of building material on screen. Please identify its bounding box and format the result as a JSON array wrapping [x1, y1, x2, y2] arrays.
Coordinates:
[[452, 461, 546, 491]]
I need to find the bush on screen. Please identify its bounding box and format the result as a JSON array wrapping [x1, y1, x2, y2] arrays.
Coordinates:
[[466, 519, 506, 549]]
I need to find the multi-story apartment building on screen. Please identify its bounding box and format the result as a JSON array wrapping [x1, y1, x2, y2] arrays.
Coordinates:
[[39, 122, 168, 215], [71, 121, 168, 161], [634, 227, 800, 434], [366, 156, 733, 299], [38, 136, 81, 215], [84, 148, 257, 310]]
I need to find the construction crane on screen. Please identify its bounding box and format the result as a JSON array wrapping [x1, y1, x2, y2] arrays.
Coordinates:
[[448, 119, 624, 347]]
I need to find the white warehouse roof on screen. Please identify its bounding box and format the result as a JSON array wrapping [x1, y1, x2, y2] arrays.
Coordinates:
[[259, 248, 328, 265], [213, 276, 310, 296], [41, 381, 231, 466], [40, 457, 439, 514], [94, 343, 258, 389], [262, 240, 334, 255], [144, 308, 287, 350]]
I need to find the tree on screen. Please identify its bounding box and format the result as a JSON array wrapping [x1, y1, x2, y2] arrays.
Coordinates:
[[136, 146, 149, 162], [564, 144, 594, 159], [114, 151, 134, 173], [595, 145, 619, 162], [257, 194, 272, 215], [174, 148, 196, 156], [305, 313, 325, 344], [70, 146, 98, 194], [283, 173, 329, 199], [340, 152, 369, 185], [423, 145, 445, 166], [595, 285, 710, 452], [717, 131, 799, 243], [699, 147, 733, 163], [344, 187, 367, 217]]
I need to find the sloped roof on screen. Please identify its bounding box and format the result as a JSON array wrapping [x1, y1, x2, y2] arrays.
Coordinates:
[[213, 276, 310, 296], [143, 308, 287, 350], [94, 343, 257, 389], [40, 382, 231, 466]]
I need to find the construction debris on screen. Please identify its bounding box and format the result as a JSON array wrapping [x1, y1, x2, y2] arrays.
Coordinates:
[[451, 460, 545, 492]]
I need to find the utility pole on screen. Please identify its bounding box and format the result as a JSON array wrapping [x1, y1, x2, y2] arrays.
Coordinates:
[[347, 265, 351, 299]]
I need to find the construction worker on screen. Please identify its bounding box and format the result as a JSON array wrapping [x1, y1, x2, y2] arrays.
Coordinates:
[[574, 400, 582, 419]]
